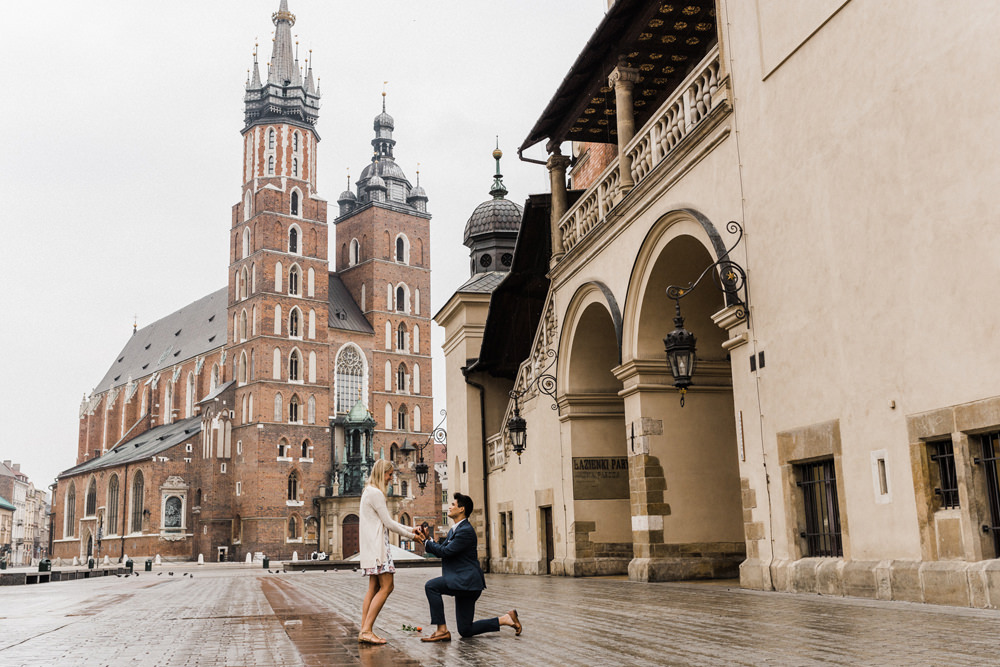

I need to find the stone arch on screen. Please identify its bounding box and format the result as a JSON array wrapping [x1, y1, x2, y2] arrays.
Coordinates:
[[622, 208, 731, 363], [555, 284, 632, 576], [616, 207, 744, 582]]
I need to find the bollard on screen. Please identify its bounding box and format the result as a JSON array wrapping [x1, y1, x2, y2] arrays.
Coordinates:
[[145, 558, 153, 572], [103, 555, 111, 566], [72, 556, 80, 567], [245, 553, 252, 564], [154, 554, 162, 565], [198, 553, 205, 565], [292, 551, 298, 562]]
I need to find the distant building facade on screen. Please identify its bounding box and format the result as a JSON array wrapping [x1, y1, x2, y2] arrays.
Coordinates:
[[0, 461, 48, 565], [51, 0, 438, 564]]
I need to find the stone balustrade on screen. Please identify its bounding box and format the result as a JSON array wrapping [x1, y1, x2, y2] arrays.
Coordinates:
[[558, 47, 723, 256]]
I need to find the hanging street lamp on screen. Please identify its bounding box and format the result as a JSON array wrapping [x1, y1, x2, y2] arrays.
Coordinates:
[[413, 410, 447, 491], [664, 221, 748, 406], [505, 349, 559, 462]]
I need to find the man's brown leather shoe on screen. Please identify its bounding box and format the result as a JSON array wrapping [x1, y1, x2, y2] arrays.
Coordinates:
[[421, 631, 452, 643], [508, 609, 522, 636]]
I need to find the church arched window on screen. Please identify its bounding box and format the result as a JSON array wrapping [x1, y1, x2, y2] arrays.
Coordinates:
[[290, 190, 300, 217], [397, 405, 408, 431], [292, 158, 299, 178], [335, 345, 365, 414], [395, 234, 409, 264], [293, 131, 300, 153], [288, 265, 300, 296], [273, 393, 283, 421], [289, 349, 301, 381], [289, 394, 300, 422], [288, 224, 300, 253], [268, 128, 276, 150], [65, 484, 76, 537], [130, 471, 144, 533], [242, 227, 250, 258], [85, 478, 97, 517], [289, 307, 300, 338], [350, 238, 360, 266], [268, 155, 274, 175]]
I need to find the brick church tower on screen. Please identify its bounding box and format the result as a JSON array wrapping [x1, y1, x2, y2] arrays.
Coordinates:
[[335, 94, 434, 504], [227, 0, 330, 551]]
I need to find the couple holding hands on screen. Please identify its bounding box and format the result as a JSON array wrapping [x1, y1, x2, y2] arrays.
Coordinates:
[[358, 459, 522, 645]]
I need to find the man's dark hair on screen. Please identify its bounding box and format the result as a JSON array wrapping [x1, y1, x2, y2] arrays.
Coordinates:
[[453, 492, 474, 519]]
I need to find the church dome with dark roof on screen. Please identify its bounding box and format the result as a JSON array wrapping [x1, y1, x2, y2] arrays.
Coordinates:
[[338, 189, 357, 202], [374, 110, 394, 130], [464, 198, 523, 245], [463, 147, 522, 246], [360, 159, 407, 182]]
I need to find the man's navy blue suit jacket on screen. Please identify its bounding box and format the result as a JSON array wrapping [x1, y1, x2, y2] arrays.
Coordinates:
[[424, 521, 486, 592]]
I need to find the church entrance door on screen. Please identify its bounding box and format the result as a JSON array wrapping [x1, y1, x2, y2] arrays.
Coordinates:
[[342, 514, 359, 558]]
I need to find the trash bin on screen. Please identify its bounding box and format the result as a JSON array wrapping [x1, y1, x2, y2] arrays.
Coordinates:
[[144, 558, 153, 572], [88, 557, 95, 570], [262, 556, 270, 569], [1, 560, 7, 570], [125, 559, 134, 573], [38, 559, 51, 573]]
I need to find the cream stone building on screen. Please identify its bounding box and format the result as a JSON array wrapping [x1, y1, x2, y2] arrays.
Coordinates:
[[436, 0, 1000, 607]]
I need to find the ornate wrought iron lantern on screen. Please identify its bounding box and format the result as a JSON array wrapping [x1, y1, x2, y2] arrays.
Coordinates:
[[413, 410, 447, 491], [505, 350, 558, 462], [664, 221, 748, 407]]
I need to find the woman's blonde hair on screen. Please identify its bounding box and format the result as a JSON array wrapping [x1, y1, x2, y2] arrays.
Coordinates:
[[366, 458, 394, 494]]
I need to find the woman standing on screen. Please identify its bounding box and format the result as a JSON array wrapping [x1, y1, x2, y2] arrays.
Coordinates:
[[359, 458, 416, 645]]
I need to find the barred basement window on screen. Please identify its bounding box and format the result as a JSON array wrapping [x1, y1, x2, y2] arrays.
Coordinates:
[[796, 459, 842, 557], [979, 432, 1000, 556], [930, 439, 959, 508]]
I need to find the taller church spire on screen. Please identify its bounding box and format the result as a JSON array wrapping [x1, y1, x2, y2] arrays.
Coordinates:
[[244, 1, 320, 131]]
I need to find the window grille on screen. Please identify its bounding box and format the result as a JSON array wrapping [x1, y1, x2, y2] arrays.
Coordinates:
[[796, 459, 842, 557], [930, 439, 960, 508], [979, 432, 1000, 555]]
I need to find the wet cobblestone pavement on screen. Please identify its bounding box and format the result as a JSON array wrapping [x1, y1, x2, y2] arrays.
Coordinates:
[[1, 564, 999, 665]]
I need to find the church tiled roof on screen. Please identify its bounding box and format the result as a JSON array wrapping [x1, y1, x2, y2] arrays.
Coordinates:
[[94, 289, 228, 393], [328, 273, 374, 334], [58, 416, 202, 478]]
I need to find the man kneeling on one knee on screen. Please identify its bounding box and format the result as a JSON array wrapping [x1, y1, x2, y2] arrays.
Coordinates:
[[416, 493, 522, 641]]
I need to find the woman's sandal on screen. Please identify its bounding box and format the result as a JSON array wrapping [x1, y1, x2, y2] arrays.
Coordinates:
[[358, 631, 387, 645]]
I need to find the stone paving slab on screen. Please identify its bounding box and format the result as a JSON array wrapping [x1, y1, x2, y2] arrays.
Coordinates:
[[1, 564, 999, 665]]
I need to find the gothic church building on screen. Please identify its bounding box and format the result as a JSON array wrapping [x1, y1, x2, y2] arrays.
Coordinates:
[[51, 1, 436, 564]]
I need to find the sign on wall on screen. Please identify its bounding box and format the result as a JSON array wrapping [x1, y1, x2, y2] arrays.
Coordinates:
[[572, 457, 629, 500]]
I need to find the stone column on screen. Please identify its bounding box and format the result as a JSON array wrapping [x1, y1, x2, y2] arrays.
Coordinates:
[[546, 150, 572, 263], [608, 62, 641, 191]]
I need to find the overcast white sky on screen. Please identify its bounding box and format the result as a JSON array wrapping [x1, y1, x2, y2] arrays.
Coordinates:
[[0, 1, 607, 491]]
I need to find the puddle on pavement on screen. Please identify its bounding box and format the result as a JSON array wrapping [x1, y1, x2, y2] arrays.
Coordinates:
[[260, 575, 422, 666]]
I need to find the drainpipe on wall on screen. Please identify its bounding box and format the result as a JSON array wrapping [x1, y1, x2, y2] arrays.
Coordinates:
[[462, 369, 491, 573]]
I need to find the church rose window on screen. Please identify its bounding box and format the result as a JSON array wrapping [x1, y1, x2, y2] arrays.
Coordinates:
[[336, 346, 365, 413], [164, 496, 182, 529]]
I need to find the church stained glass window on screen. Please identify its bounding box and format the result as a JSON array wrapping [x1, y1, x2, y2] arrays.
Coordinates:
[[336, 346, 365, 414]]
